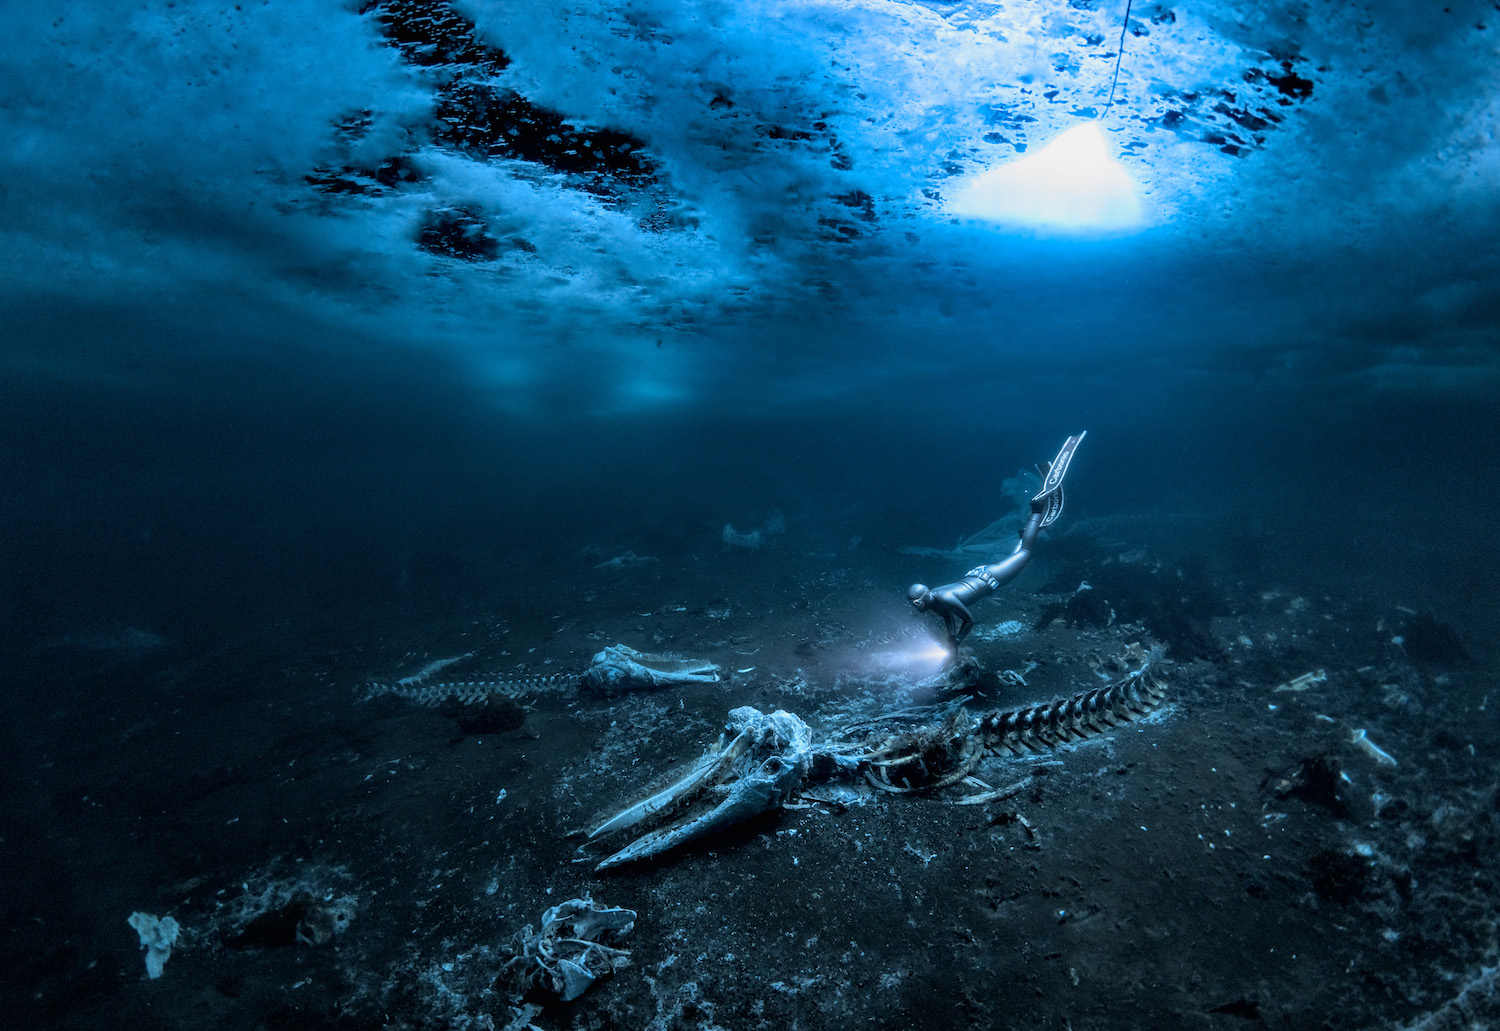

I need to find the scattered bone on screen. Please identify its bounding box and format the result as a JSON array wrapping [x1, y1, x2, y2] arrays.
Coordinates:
[[584, 648, 1169, 868], [1351, 728, 1398, 767], [952, 776, 1033, 807], [974, 660, 1168, 757], [594, 551, 657, 570], [127, 912, 181, 980], [500, 896, 635, 1002], [364, 673, 570, 706], [1274, 669, 1328, 693], [396, 652, 474, 686], [903, 843, 938, 865], [367, 643, 720, 705], [971, 620, 1027, 642], [588, 706, 819, 871], [580, 645, 720, 695], [858, 663, 1167, 794]]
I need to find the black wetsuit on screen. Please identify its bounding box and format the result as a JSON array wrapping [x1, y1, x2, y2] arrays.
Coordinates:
[[908, 432, 1084, 649], [914, 510, 1042, 646]]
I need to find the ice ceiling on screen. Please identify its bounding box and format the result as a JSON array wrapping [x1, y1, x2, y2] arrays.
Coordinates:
[[3, 0, 1498, 413]]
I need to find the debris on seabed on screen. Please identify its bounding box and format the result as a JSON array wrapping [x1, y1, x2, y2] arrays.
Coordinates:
[[501, 896, 636, 1002], [1350, 728, 1398, 767], [397, 652, 474, 686], [1274, 669, 1327, 693], [594, 551, 657, 570]]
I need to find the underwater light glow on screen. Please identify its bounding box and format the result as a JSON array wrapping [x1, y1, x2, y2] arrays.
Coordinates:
[[863, 637, 953, 679], [907, 639, 954, 666], [947, 122, 1146, 233]]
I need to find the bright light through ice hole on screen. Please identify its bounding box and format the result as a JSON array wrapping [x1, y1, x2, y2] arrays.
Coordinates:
[[948, 122, 1145, 233]]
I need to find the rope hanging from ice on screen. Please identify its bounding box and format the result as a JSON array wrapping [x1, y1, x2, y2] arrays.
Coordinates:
[[1102, 0, 1134, 120]]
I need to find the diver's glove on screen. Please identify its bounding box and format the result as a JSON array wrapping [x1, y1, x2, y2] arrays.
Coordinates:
[[1031, 432, 1087, 527]]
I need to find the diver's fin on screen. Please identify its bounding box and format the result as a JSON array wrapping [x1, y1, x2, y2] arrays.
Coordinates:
[[1037, 486, 1065, 527], [1032, 432, 1086, 528], [1034, 432, 1085, 500]]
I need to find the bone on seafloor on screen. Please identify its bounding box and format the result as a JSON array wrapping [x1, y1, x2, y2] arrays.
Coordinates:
[[588, 730, 753, 839], [1350, 728, 1398, 766]]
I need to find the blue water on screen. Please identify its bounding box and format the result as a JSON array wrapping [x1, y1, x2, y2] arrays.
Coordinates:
[[3, 2, 1498, 1028]]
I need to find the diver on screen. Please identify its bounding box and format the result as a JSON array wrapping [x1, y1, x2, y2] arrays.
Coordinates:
[[908, 432, 1086, 649]]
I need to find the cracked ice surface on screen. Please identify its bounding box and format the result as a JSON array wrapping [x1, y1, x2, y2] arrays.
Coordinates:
[[2, 1, 1497, 414]]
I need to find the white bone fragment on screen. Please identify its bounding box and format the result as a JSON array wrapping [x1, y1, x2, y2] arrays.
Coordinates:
[[953, 777, 1032, 806], [589, 732, 752, 839], [594, 551, 657, 570], [504, 897, 635, 1001], [128, 912, 180, 979], [397, 652, 474, 686], [1274, 669, 1327, 693], [581, 644, 720, 694], [591, 708, 812, 870], [1351, 728, 1398, 766]]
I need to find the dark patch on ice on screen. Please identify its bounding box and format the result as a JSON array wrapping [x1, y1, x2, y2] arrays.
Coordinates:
[[1215, 101, 1275, 133], [435, 83, 654, 186], [362, 0, 511, 72], [307, 0, 666, 242], [1263, 64, 1315, 100], [1150, 58, 1312, 154], [834, 190, 877, 221], [418, 206, 501, 261], [758, 120, 857, 173]]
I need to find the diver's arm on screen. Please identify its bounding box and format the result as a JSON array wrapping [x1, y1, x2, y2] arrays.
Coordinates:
[[951, 603, 975, 645], [934, 594, 975, 645]]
